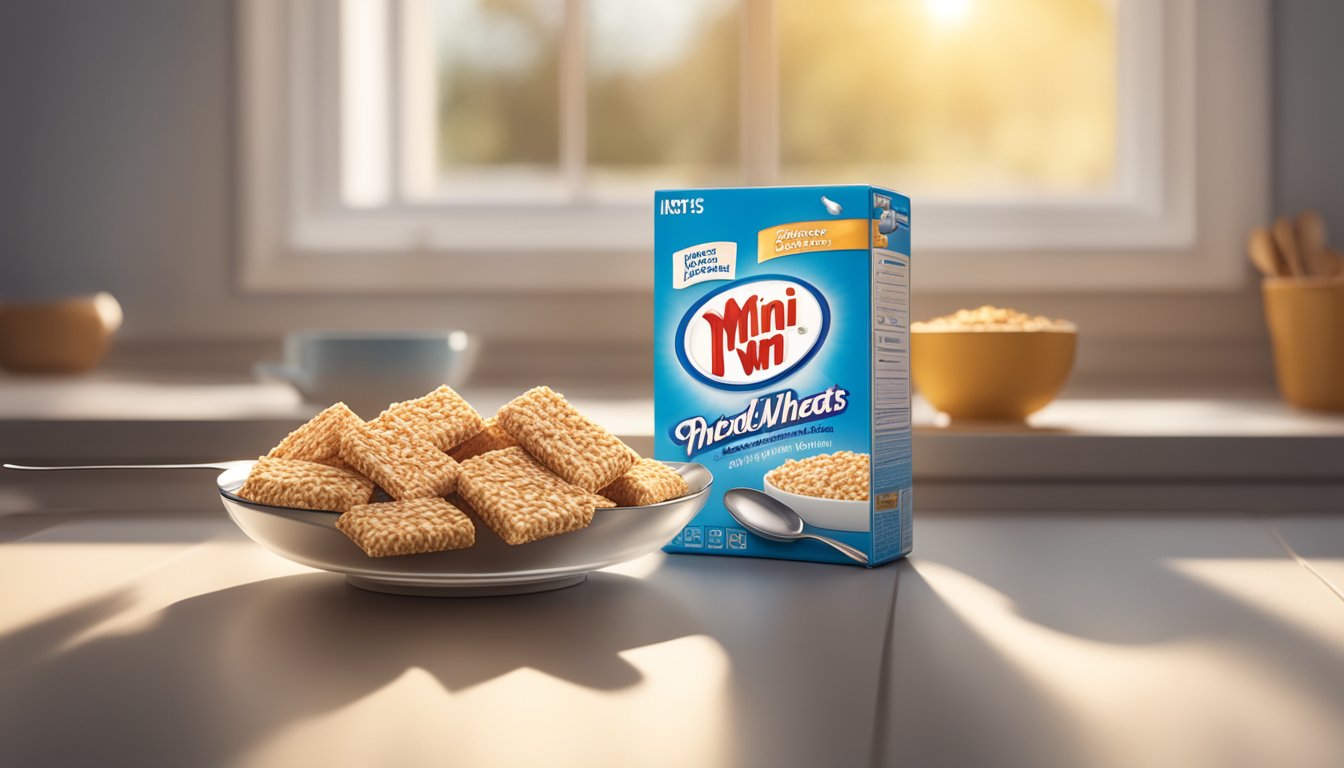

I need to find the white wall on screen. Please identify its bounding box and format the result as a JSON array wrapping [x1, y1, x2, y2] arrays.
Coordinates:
[[3, 0, 1339, 386], [0, 0, 654, 347]]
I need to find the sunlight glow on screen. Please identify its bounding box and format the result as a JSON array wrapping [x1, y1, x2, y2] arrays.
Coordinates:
[[778, 0, 1115, 195], [914, 557, 1344, 764], [924, 0, 972, 25]]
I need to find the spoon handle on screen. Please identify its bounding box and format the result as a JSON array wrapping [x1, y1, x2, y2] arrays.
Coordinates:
[[4, 462, 238, 472], [803, 533, 869, 564]]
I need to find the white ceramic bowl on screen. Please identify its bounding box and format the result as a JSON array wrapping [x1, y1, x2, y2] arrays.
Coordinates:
[[217, 460, 712, 596], [762, 477, 870, 532], [255, 330, 480, 417]]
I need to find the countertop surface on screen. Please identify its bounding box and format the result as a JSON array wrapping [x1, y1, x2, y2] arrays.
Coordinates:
[[4, 369, 1343, 765], [3, 506, 1343, 768]]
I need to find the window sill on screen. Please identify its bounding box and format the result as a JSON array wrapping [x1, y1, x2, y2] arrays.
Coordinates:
[[1, 339, 1337, 513], [3, 354, 1340, 503]]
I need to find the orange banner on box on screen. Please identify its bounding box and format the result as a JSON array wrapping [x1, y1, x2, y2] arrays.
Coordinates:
[[757, 218, 870, 262]]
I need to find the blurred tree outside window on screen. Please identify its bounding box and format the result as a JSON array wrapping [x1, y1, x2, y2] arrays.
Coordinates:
[[344, 0, 1116, 206], [777, 0, 1115, 196]]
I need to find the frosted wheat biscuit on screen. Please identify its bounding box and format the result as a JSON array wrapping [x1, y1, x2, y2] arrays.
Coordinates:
[[369, 385, 485, 452], [765, 451, 870, 501], [336, 497, 475, 557], [599, 458, 689, 507], [447, 416, 520, 462], [458, 447, 615, 545], [340, 421, 459, 500], [265, 402, 362, 468], [495, 386, 638, 492], [237, 456, 374, 513]]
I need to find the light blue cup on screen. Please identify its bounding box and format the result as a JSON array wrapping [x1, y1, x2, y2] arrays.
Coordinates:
[[256, 330, 480, 418]]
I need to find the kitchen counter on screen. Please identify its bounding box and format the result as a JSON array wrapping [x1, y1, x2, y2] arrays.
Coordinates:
[[3, 364, 1342, 764], [3, 507, 1342, 767]]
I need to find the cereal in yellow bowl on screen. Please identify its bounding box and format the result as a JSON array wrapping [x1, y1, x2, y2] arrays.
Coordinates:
[[911, 306, 1077, 421]]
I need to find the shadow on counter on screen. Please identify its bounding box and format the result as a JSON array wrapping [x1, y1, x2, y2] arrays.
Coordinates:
[[0, 570, 703, 767]]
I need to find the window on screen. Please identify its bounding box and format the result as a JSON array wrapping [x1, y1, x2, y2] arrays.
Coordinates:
[[397, 0, 743, 203], [238, 0, 1268, 292]]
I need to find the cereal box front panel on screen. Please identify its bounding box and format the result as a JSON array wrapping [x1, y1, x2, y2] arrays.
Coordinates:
[[655, 185, 912, 566]]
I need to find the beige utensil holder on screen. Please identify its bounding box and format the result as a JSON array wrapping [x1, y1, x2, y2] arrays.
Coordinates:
[[1263, 277, 1344, 411]]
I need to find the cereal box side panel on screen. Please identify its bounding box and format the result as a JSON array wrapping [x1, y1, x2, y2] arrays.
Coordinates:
[[655, 186, 876, 565], [868, 187, 914, 564]]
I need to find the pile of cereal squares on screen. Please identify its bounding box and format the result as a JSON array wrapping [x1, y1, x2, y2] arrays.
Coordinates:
[[237, 385, 689, 557]]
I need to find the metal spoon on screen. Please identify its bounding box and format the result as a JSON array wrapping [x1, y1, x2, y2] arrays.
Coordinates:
[[4, 461, 257, 505], [6, 461, 255, 489], [5, 461, 253, 473], [722, 487, 868, 564], [3, 460, 711, 522]]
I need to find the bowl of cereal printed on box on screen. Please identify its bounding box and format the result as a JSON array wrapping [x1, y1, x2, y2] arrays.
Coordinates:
[[762, 451, 873, 532], [911, 305, 1077, 422]]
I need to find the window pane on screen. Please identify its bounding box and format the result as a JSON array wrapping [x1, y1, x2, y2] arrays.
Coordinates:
[[778, 0, 1117, 196], [342, 0, 392, 207], [435, 0, 562, 181], [586, 0, 740, 193]]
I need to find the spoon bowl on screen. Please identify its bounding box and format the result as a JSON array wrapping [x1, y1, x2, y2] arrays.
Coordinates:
[[722, 487, 868, 564]]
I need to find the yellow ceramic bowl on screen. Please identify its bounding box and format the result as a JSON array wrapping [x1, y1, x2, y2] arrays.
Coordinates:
[[911, 329, 1077, 421]]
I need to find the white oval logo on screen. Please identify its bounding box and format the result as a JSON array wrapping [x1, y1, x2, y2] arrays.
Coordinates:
[[675, 276, 830, 391]]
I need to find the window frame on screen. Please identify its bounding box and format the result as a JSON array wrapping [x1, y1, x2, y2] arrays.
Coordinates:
[[237, 0, 1269, 294]]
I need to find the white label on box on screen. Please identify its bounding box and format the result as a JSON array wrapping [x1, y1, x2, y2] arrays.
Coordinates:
[[674, 241, 736, 289]]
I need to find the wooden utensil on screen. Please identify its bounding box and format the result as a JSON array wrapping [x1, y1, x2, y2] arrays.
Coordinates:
[[1295, 210, 1335, 276], [1273, 216, 1308, 277], [1321, 248, 1344, 278], [1247, 227, 1285, 277]]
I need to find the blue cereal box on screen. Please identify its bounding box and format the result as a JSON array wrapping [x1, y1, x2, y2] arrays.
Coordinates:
[[655, 185, 913, 567]]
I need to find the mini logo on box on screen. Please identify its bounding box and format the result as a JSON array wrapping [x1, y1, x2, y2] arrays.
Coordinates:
[[675, 276, 829, 391]]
